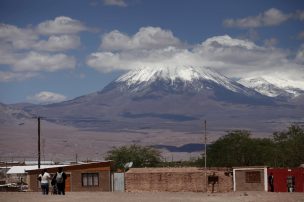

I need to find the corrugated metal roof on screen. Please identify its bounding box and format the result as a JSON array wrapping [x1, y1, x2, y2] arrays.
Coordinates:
[[24, 161, 55, 165], [7, 165, 66, 174], [26, 161, 114, 174]]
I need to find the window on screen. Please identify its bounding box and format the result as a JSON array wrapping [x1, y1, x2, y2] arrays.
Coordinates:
[[245, 171, 261, 183], [82, 173, 99, 187]]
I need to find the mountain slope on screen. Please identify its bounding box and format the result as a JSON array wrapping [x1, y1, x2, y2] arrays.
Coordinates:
[[17, 66, 303, 133], [113, 66, 256, 94], [0, 103, 33, 125], [238, 77, 304, 99], [103, 66, 272, 104]]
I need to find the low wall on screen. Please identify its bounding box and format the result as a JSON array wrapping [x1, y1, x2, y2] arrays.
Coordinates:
[[125, 167, 232, 192]]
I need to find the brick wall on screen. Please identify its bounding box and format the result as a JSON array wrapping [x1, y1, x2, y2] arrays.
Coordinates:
[[125, 168, 232, 192]]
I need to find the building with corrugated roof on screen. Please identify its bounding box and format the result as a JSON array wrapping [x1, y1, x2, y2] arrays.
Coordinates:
[[26, 161, 114, 192]]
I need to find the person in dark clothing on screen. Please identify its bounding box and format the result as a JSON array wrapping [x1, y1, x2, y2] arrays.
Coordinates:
[[268, 173, 274, 192], [53, 167, 67, 195], [51, 176, 58, 194]]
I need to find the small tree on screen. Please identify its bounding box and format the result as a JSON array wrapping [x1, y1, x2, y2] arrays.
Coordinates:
[[105, 144, 162, 169], [273, 125, 304, 167], [206, 130, 252, 167], [205, 130, 276, 167]]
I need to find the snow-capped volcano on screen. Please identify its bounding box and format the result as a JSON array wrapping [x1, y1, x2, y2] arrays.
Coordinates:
[[117, 66, 225, 84], [17, 65, 303, 133], [114, 66, 256, 96], [238, 77, 304, 98]]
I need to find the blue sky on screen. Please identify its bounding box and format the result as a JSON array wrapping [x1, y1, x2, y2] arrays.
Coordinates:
[[0, 0, 303, 104]]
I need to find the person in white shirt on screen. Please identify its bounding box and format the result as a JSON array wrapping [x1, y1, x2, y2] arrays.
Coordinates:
[[38, 169, 51, 195]]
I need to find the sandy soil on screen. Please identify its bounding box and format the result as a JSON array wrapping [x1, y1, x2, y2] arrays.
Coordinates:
[[0, 192, 303, 202], [0, 120, 207, 162]]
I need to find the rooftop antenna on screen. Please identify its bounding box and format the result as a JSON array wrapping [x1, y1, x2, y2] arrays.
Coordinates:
[[124, 162, 133, 171]]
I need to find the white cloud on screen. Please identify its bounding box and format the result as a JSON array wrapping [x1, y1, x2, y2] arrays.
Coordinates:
[[0, 17, 86, 81], [295, 45, 304, 64], [12, 52, 76, 72], [200, 35, 257, 49], [103, 0, 127, 7], [223, 8, 290, 28], [262, 8, 290, 26], [33, 35, 81, 52], [295, 10, 304, 21], [87, 47, 192, 71], [0, 23, 38, 49], [36, 16, 88, 35], [88, 34, 265, 71], [100, 27, 183, 51], [298, 31, 304, 40], [0, 23, 82, 52], [263, 38, 278, 47], [193, 36, 301, 79], [27, 91, 67, 104], [87, 28, 304, 88], [0, 50, 75, 80], [0, 43, 15, 65], [0, 71, 39, 82], [89, 0, 99, 6]]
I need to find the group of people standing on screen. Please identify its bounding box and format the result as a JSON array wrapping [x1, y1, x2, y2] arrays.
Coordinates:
[[37, 167, 67, 195]]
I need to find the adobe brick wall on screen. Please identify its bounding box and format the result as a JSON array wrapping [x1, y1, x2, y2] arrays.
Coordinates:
[[125, 168, 232, 192]]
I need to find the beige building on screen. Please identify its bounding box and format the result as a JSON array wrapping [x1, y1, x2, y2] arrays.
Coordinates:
[[233, 167, 268, 192]]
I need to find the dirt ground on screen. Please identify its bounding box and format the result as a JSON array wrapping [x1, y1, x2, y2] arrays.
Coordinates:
[[0, 120, 206, 162], [0, 192, 303, 202]]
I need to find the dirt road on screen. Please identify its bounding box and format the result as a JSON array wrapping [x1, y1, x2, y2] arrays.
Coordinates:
[[0, 192, 304, 202]]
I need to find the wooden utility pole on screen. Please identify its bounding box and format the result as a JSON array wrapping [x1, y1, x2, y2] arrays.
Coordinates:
[[204, 120, 207, 192], [204, 120, 207, 170], [38, 117, 41, 169]]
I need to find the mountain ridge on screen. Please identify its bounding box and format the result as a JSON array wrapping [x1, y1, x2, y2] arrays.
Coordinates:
[[3, 66, 304, 134], [115, 66, 258, 94], [238, 77, 304, 99]]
